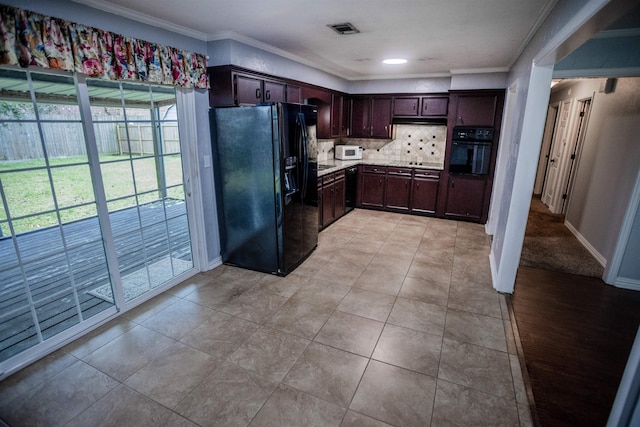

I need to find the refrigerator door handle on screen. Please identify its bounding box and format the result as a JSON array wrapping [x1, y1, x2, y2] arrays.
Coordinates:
[[297, 112, 308, 198], [276, 196, 282, 227]]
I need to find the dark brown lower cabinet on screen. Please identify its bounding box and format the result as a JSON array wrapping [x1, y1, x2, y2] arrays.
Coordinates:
[[319, 170, 346, 229], [360, 167, 386, 208], [443, 175, 486, 221], [357, 166, 441, 216], [411, 172, 439, 214], [385, 168, 412, 211]]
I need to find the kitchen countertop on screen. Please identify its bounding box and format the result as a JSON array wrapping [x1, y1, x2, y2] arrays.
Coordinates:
[[317, 159, 443, 177]]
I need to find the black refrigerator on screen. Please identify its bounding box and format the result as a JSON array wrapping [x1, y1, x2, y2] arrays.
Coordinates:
[[210, 103, 319, 276]]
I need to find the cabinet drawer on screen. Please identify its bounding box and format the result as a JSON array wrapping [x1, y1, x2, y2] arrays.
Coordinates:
[[387, 167, 412, 176], [323, 174, 335, 185], [323, 170, 345, 185], [362, 165, 386, 174], [413, 169, 440, 179]]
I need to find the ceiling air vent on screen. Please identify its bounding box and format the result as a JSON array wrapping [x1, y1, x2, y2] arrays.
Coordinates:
[[328, 22, 360, 35]]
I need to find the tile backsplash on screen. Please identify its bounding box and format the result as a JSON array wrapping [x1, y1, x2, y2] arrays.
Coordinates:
[[341, 124, 447, 167], [317, 139, 337, 162]]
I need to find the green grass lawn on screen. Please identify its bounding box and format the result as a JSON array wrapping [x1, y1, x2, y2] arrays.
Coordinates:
[[0, 154, 184, 234]]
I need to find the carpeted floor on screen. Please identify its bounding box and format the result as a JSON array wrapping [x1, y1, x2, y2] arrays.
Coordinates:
[[519, 197, 604, 277]]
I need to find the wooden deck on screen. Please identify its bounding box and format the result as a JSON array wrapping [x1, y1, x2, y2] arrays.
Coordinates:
[[0, 199, 191, 362], [510, 266, 640, 426]]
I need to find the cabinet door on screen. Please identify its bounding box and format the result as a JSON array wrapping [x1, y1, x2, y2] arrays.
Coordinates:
[[342, 97, 351, 137], [393, 97, 420, 116], [331, 94, 342, 138], [322, 184, 335, 225], [444, 175, 486, 221], [421, 96, 448, 117], [370, 97, 392, 138], [264, 81, 286, 103], [411, 177, 438, 213], [286, 85, 301, 103], [360, 173, 385, 207], [334, 175, 346, 218], [318, 181, 323, 229], [385, 176, 411, 211], [235, 75, 263, 105], [351, 97, 370, 138], [454, 94, 498, 126], [317, 102, 331, 139]]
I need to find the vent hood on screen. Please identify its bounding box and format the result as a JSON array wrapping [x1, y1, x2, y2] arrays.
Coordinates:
[[392, 117, 447, 125]]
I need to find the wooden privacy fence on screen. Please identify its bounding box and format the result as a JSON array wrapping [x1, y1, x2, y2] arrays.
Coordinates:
[[0, 118, 179, 160], [116, 123, 180, 155]]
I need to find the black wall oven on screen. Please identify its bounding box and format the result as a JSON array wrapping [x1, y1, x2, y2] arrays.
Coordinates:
[[449, 126, 494, 175]]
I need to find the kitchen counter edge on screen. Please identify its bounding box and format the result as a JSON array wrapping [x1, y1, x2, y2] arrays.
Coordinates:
[[317, 159, 444, 177]]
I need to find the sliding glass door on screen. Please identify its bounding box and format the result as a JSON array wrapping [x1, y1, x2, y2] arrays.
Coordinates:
[[88, 80, 193, 303], [0, 68, 194, 366]]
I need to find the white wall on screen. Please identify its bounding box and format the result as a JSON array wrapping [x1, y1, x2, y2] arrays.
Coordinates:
[[557, 78, 640, 265], [488, 0, 616, 292], [619, 200, 640, 280], [347, 77, 452, 94], [207, 39, 350, 92], [207, 39, 509, 95]]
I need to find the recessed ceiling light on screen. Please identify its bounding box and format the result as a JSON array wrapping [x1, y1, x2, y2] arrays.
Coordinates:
[[383, 58, 407, 65]]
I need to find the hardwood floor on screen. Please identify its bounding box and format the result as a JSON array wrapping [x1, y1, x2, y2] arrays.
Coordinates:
[[510, 266, 640, 427]]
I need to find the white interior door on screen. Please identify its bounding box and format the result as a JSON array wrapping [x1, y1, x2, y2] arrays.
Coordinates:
[[535, 104, 559, 195], [542, 100, 571, 211]]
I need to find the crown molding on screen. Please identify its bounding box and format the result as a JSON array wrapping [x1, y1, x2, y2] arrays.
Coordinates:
[[70, 0, 208, 41], [450, 67, 509, 75], [207, 30, 363, 80], [595, 28, 640, 38], [508, 0, 560, 70], [350, 72, 453, 81]]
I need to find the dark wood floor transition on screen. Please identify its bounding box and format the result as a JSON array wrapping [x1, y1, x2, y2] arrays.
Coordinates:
[[510, 266, 640, 427]]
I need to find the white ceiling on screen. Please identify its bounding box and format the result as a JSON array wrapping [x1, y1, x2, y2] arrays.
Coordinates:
[[72, 0, 558, 80]]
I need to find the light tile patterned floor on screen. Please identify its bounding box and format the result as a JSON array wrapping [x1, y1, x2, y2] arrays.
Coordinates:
[[0, 209, 533, 426]]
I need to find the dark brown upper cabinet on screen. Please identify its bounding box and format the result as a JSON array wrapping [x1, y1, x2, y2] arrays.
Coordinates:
[[208, 66, 292, 107], [393, 97, 420, 116], [393, 95, 449, 118], [330, 93, 343, 138], [351, 96, 392, 139], [370, 97, 392, 138], [448, 91, 500, 127], [420, 96, 449, 117], [286, 84, 301, 104]]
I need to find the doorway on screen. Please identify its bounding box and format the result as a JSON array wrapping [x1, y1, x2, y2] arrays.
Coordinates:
[[538, 95, 592, 215]]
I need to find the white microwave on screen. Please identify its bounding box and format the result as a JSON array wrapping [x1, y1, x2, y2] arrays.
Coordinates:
[[334, 145, 363, 160]]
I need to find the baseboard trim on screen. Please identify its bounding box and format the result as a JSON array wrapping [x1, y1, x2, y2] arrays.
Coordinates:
[[564, 220, 607, 267], [489, 249, 500, 292], [613, 277, 640, 291], [208, 256, 223, 271]]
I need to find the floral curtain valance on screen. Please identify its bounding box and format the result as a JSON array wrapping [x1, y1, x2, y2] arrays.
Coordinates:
[[0, 5, 208, 88]]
